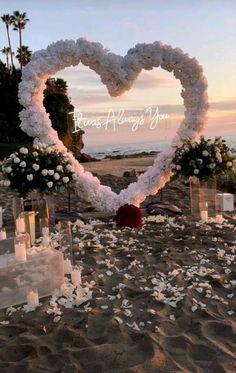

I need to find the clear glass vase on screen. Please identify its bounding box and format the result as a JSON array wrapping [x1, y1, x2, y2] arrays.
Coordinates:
[[189, 176, 217, 218]]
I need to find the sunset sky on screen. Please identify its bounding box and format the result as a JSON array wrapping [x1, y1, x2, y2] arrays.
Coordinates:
[[0, 0, 235, 152]]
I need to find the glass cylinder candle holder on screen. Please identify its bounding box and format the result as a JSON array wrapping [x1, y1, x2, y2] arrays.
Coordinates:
[[14, 235, 27, 262], [0, 227, 7, 240], [40, 218, 49, 237], [58, 220, 73, 265], [15, 215, 26, 234], [21, 211, 36, 246], [26, 287, 39, 309], [199, 201, 208, 221]]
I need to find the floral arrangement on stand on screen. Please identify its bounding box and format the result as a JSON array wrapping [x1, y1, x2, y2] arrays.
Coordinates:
[[0, 144, 76, 196], [114, 204, 143, 228], [18, 38, 209, 212], [171, 136, 235, 181]]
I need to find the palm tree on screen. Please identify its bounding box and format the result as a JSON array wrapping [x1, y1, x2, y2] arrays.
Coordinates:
[[1, 14, 14, 68], [16, 45, 32, 66], [11, 11, 29, 70], [1, 47, 11, 68]]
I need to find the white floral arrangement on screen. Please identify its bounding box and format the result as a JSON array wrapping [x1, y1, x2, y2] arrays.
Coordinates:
[[0, 144, 76, 196], [171, 136, 235, 181], [18, 38, 209, 211]]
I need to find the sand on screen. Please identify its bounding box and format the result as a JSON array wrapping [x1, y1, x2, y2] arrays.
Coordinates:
[[0, 162, 235, 373]]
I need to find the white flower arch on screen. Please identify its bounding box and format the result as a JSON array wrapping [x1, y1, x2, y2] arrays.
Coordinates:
[[18, 38, 208, 212]]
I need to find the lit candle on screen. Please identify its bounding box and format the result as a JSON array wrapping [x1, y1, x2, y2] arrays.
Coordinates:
[[42, 226, 49, 237], [0, 206, 2, 228], [216, 214, 224, 224], [15, 242, 26, 262], [71, 268, 82, 286], [16, 217, 26, 233], [64, 258, 72, 274], [200, 210, 208, 221], [27, 290, 39, 308], [42, 235, 50, 247], [0, 228, 6, 240]]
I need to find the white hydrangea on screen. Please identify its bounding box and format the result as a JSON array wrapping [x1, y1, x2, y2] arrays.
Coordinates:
[[176, 165, 182, 170], [56, 165, 63, 172], [47, 181, 53, 188], [54, 172, 60, 180], [19, 147, 28, 154], [32, 151, 38, 157], [5, 166, 12, 173], [48, 169, 54, 176], [226, 161, 232, 168], [41, 169, 48, 176], [193, 169, 199, 174], [13, 157, 20, 164], [202, 150, 209, 157], [19, 161, 26, 168], [66, 164, 73, 172]]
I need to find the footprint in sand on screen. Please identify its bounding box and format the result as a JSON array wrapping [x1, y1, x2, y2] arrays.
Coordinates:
[[202, 320, 236, 358]]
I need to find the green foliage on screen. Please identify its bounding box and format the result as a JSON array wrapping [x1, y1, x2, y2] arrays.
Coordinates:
[[171, 136, 235, 181]]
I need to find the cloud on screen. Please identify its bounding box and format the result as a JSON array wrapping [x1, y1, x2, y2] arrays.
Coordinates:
[[209, 99, 236, 111], [133, 72, 175, 90]]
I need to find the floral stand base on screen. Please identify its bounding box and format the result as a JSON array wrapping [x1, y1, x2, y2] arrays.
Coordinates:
[[0, 247, 64, 309], [190, 177, 217, 218]]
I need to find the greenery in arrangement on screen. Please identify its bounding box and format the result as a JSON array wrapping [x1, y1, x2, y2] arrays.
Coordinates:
[[0, 144, 77, 196], [171, 136, 235, 181]]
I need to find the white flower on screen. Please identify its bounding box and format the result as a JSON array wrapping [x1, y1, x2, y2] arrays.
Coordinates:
[[226, 161, 233, 168], [54, 172, 60, 180], [13, 157, 20, 164], [48, 169, 54, 176], [176, 165, 182, 170], [32, 163, 40, 171], [72, 173, 77, 180], [47, 181, 53, 188], [202, 150, 209, 157], [66, 164, 73, 172], [41, 169, 48, 176], [27, 174, 33, 181], [227, 150, 232, 157], [4, 180, 11, 187], [32, 151, 38, 157], [193, 169, 199, 174], [197, 158, 203, 164], [56, 165, 63, 172], [19, 161, 26, 168], [5, 167, 12, 173], [62, 176, 69, 184], [209, 163, 215, 169], [19, 147, 28, 154]]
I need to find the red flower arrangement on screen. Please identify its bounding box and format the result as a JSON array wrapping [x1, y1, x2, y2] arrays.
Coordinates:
[[114, 204, 142, 228]]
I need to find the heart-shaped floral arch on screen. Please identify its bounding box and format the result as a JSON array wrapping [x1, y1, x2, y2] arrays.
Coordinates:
[[18, 38, 208, 212]]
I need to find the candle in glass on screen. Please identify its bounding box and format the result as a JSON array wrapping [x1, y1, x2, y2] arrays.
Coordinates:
[[14, 240, 26, 262], [71, 268, 82, 285], [64, 258, 72, 274], [0, 227, 7, 240], [27, 289, 39, 308], [42, 226, 49, 237], [42, 235, 50, 247], [16, 216, 26, 233]]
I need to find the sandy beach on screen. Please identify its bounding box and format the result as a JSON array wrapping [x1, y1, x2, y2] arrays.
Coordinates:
[[0, 159, 235, 373]]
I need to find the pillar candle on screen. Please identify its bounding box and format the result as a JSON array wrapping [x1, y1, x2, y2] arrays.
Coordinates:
[[42, 235, 50, 247], [216, 214, 224, 224], [71, 269, 82, 286], [15, 243, 26, 262], [64, 258, 72, 274], [27, 290, 39, 308], [200, 210, 208, 221], [42, 226, 49, 237], [16, 217, 26, 233], [0, 229, 7, 240]]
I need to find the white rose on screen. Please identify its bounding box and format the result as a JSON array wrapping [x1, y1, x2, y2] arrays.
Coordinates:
[[62, 176, 69, 184], [209, 163, 215, 169], [32, 151, 38, 157], [226, 161, 233, 168], [41, 169, 48, 176], [32, 163, 40, 171], [27, 174, 33, 181], [197, 159, 203, 164], [56, 165, 63, 172], [47, 181, 53, 188], [66, 164, 73, 172], [14, 157, 20, 163], [33, 145, 39, 150], [4, 180, 10, 187], [53, 173, 60, 180], [202, 150, 209, 157], [227, 150, 232, 157], [48, 169, 54, 176], [19, 147, 28, 154], [72, 173, 77, 180], [176, 165, 182, 170], [5, 166, 12, 173], [19, 161, 26, 168], [193, 169, 199, 174]]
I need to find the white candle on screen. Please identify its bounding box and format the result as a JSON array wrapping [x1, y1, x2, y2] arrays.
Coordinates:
[[42, 235, 50, 247], [27, 290, 39, 308], [0, 207, 2, 228], [16, 217, 26, 233], [200, 210, 208, 221], [42, 226, 49, 237], [15, 243, 26, 262], [216, 214, 224, 224], [0, 229, 7, 240], [71, 269, 82, 286], [64, 258, 72, 274]]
